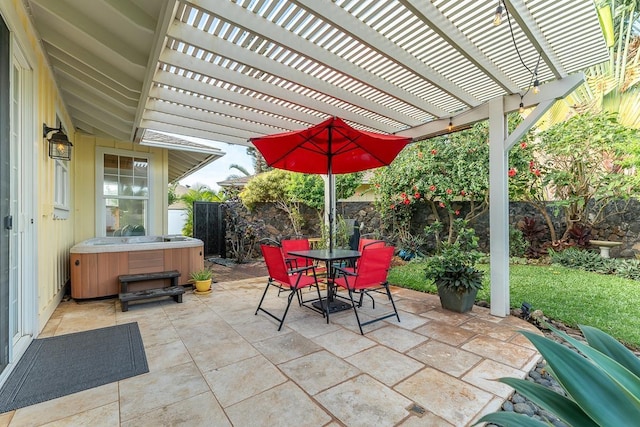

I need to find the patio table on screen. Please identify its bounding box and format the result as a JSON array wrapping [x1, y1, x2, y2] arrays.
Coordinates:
[[288, 249, 361, 316]]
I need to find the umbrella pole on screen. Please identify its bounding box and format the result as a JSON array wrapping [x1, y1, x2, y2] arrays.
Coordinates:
[[328, 168, 334, 253], [328, 123, 334, 253]]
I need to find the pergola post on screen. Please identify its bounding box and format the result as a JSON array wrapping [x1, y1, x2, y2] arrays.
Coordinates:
[[488, 91, 569, 317], [322, 174, 336, 247], [488, 98, 510, 317]]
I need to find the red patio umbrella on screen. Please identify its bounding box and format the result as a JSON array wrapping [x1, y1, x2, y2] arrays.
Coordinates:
[[251, 117, 411, 252]]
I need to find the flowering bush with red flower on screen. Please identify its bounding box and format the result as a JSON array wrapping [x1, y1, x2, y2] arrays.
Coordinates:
[[372, 122, 492, 242], [510, 112, 640, 241], [373, 117, 537, 243]]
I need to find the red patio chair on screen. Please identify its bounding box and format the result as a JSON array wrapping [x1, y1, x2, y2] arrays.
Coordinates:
[[281, 238, 314, 270], [358, 238, 386, 253], [281, 238, 327, 276], [255, 244, 324, 331], [333, 245, 399, 334], [340, 238, 386, 273]]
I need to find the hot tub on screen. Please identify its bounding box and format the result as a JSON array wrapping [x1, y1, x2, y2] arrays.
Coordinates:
[[70, 235, 204, 299]]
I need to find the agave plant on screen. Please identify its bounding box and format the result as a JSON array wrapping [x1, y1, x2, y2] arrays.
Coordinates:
[[476, 325, 640, 426]]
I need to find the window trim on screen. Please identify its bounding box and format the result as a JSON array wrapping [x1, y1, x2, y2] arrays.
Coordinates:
[[50, 110, 71, 220], [53, 158, 70, 219], [95, 147, 154, 237]]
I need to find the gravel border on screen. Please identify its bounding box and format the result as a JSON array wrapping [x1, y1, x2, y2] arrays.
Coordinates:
[[485, 307, 640, 426]]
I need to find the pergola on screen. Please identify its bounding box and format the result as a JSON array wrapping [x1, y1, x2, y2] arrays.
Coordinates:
[[25, 0, 609, 315]]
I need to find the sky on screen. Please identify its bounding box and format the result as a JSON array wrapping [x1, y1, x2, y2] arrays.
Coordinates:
[[176, 138, 255, 190]]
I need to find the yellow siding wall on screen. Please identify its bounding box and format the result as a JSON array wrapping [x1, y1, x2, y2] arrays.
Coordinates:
[[73, 134, 169, 243], [3, 1, 169, 331], [4, 0, 76, 328]]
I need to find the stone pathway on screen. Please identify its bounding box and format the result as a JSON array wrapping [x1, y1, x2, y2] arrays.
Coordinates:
[[1, 274, 541, 426]]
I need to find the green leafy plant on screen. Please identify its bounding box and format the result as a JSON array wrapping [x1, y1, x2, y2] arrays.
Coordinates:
[[315, 214, 351, 249], [424, 219, 484, 295], [612, 259, 640, 281], [549, 247, 640, 280], [429, 263, 483, 294], [477, 324, 640, 426], [549, 247, 611, 273], [523, 112, 640, 242], [397, 229, 426, 260], [509, 225, 529, 258], [168, 183, 179, 206], [189, 269, 212, 281]]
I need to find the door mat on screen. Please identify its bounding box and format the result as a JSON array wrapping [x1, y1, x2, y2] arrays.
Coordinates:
[[0, 322, 148, 412]]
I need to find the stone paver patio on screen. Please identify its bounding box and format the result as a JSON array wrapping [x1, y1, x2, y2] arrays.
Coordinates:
[[0, 276, 541, 426]]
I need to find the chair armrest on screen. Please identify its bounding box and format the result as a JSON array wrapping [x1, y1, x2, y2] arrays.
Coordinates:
[[285, 257, 298, 269], [290, 265, 315, 275], [333, 265, 356, 277]]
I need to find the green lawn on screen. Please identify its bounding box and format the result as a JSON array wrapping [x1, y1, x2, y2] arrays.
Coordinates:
[[388, 262, 640, 348]]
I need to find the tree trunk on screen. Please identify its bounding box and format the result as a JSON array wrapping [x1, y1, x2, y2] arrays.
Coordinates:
[[532, 203, 558, 242]]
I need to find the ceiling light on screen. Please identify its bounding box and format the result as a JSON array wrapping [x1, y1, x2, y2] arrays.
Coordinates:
[[533, 79, 540, 94], [519, 98, 525, 114], [493, 3, 503, 26]]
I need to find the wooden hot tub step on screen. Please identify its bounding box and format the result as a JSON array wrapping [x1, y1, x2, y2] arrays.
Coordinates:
[[119, 286, 185, 312], [118, 270, 184, 312]]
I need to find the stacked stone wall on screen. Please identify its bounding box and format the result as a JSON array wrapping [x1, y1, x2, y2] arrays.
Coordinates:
[[235, 199, 640, 258]]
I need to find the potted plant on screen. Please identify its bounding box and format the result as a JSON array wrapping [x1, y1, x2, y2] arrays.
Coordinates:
[[190, 269, 213, 293], [424, 220, 484, 313]]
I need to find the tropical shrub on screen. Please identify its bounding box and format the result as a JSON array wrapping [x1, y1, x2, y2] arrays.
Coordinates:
[[168, 183, 179, 206], [549, 248, 612, 273], [549, 247, 640, 280], [372, 116, 532, 244], [567, 223, 592, 248], [509, 225, 529, 258], [239, 169, 306, 235], [372, 123, 491, 243], [287, 172, 362, 212], [477, 325, 640, 426], [511, 112, 640, 242], [397, 230, 426, 260], [424, 219, 484, 294], [223, 200, 266, 263], [314, 214, 352, 250], [240, 169, 362, 235], [518, 216, 549, 258]]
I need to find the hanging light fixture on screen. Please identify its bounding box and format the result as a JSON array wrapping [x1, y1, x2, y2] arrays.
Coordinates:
[[494, 0, 543, 110], [448, 118, 453, 132], [43, 124, 73, 161], [493, 1, 503, 26]]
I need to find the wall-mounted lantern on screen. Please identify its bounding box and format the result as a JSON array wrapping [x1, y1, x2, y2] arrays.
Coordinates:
[[43, 124, 73, 161]]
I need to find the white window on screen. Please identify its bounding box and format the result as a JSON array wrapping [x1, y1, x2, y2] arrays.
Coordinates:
[[53, 159, 70, 219], [96, 148, 151, 236]]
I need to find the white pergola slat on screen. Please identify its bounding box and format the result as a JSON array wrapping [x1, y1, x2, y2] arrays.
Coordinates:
[[26, 0, 609, 143]]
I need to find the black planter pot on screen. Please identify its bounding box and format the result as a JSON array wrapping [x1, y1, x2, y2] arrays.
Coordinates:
[[436, 286, 478, 313]]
